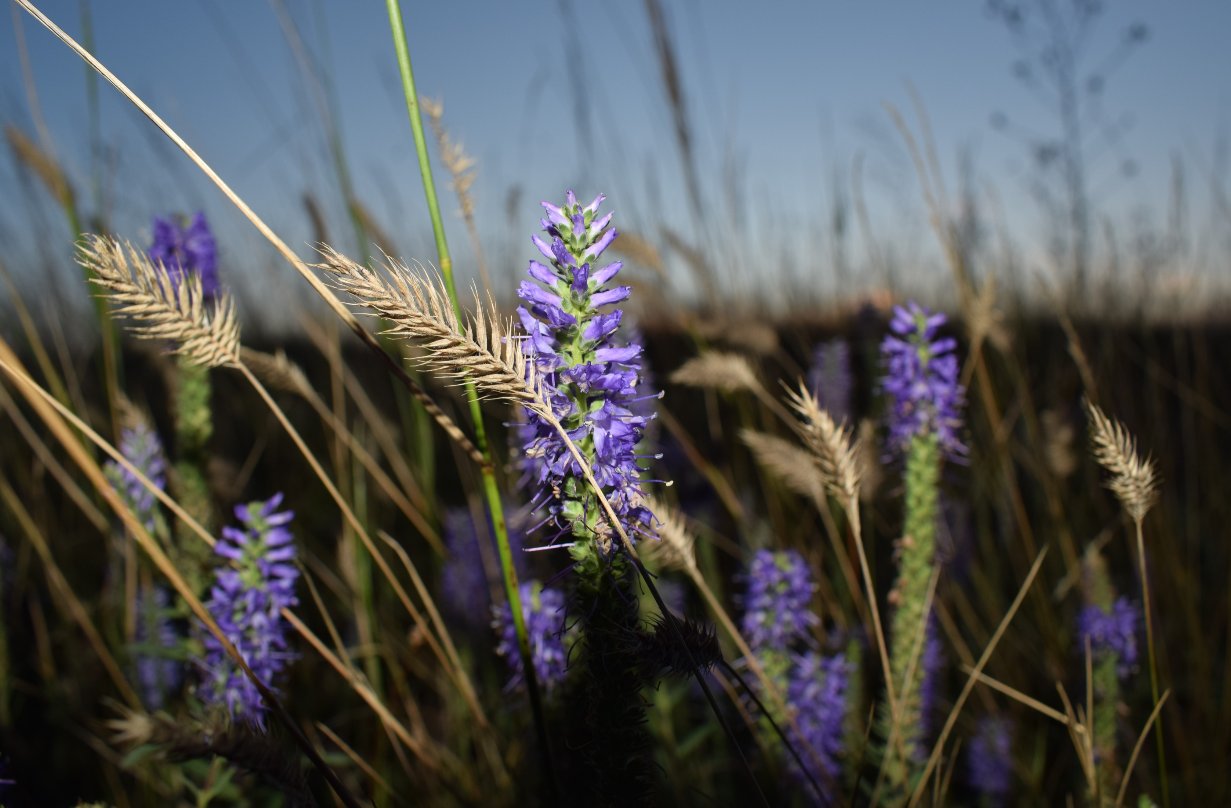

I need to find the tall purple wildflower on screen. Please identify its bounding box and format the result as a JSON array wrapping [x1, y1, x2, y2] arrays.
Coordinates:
[[880, 302, 965, 459], [515, 191, 656, 555], [441, 505, 527, 628], [917, 613, 944, 755], [741, 550, 818, 652], [492, 581, 568, 694], [134, 586, 183, 710], [103, 424, 167, 533], [966, 717, 1013, 807], [786, 652, 852, 799], [808, 338, 852, 424], [1077, 597, 1138, 678], [201, 494, 298, 726], [149, 211, 219, 298]]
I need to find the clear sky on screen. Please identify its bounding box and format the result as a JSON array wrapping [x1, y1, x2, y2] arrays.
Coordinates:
[[2, 1, 1229, 323]]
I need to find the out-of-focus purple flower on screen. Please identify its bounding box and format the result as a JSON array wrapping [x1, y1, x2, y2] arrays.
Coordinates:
[[134, 586, 183, 710], [1077, 597, 1138, 678], [201, 493, 298, 726], [786, 652, 851, 798], [917, 613, 944, 752], [149, 212, 219, 298], [492, 581, 568, 693], [103, 424, 167, 534], [441, 504, 528, 628], [741, 550, 818, 652], [515, 191, 657, 553], [808, 338, 852, 424], [880, 302, 966, 460], [967, 717, 1013, 806]]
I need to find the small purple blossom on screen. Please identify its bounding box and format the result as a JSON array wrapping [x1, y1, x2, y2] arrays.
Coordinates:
[[786, 652, 851, 798], [133, 586, 183, 710], [103, 424, 167, 534], [808, 338, 852, 424], [515, 191, 657, 552], [880, 302, 966, 459], [201, 493, 298, 726], [149, 211, 219, 298], [741, 550, 818, 652], [492, 582, 568, 693], [966, 717, 1013, 806], [1077, 597, 1139, 678]]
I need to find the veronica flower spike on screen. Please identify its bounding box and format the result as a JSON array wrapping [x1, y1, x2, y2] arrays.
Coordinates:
[[148, 211, 219, 298], [200, 493, 299, 727]]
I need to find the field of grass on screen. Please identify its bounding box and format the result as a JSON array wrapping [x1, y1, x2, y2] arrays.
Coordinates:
[[1, 2, 1229, 806]]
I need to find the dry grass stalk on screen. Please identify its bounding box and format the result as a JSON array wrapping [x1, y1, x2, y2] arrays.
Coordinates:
[[1083, 399, 1158, 524], [784, 381, 861, 502], [740, 428, 827, 504], [670, 351, 758, 393], [79, 235, 240, 368], [643, 495, 696, 573], [240, 347, 311, 396], [5, 124, 73, 205], [421, 98, 477, 221], [318, 247, 540, 407]]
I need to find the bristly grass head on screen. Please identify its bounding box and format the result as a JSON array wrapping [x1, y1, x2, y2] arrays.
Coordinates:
[[78, 234, 240, 368], [784, 380, 861, 503], [670, 351, 759, 393], [318, 245, 542, 407], [1083, 399, 1158, 524]]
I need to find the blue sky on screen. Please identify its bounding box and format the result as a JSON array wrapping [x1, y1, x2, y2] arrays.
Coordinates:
[[2, 1, 1228, 319]]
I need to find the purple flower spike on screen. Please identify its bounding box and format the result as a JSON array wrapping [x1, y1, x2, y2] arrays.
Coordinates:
[[149, 212, 219, 298], [492, 582, 568, 693], [786, 652, 852, 795], [104, 424, 167, 534], [741, 550, 818, 652], [967, 717, 1013, 806], [134, 586, 183, 710], [1077, 597, 1139, 678], [514, 191, 657, 553], [200, 493, 298, 726], [880, 302, 966, 460], [808, 339, 852, 425]]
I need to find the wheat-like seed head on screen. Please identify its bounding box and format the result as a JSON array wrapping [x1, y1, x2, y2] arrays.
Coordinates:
[[643, 495, 696, 573], [740, 428, 828, 504], [318, 246, 542, 409], [240, 347, 310, 397], [79, 234, 240, 368], [784, 381, 861, 502], [670, 351, 759, 393], [1084, 399, 1158, 524]]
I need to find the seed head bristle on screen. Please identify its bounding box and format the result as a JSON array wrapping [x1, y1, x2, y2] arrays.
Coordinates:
[[318, 246, 543, 409], [740, 428, 828, 504], [643, 495, 696, 572], [79, 234, 240, 368], [1083, 399, 1158, 524], [670, 351, 758, 393], [784, 381, 861, 502]]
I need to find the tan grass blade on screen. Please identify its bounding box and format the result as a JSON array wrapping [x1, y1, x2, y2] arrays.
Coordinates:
[[79, 235, 240, 368], [670, 351, 758, 393], [1083, 399, 1158, 524]]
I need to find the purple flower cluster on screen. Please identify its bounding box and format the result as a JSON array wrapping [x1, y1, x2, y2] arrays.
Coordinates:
[[966, 717, 1013, 806], [149, 211, 219, 298], [441, 505, 527, 628], [134, 586, 183, 710], [741, 550, 818, 652], [880, 302, 966, 459], [786, 652, 852, 795], [808, 338, 852, 424], [492, 581, 568, 693], [1077, 597, 1139, 678], [515, 191, 656, 550], [103, 424, 167, 534], [917, 613, 945, 754], [201, 494, 298, 725]]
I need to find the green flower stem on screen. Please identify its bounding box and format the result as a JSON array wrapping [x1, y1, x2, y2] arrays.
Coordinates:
[[879, 432, 940, 802], [383, 2, 556, 799]]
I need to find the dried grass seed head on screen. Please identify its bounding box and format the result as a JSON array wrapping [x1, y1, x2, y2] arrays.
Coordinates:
[[1083, 399, 1158, 523], [79, 234, 240, 368], [784, 381, 861, 502], [670, 351, 759, 393]]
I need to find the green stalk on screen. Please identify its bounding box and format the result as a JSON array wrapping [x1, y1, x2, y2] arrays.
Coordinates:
[[1136, 519, 1168, 807], [383, 3, 557, 800]]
